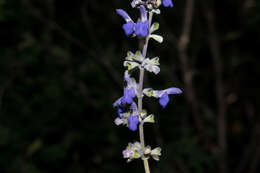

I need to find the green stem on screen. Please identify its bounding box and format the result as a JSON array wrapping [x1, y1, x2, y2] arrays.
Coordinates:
[[138, 11, 153, 173]]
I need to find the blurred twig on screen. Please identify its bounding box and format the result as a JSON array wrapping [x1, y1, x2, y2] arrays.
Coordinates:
[[243, 0, 254, 13], [0, 87, 4, 112], [176, 0, 213, 153], [235, 104, 260, 173], [22, 0, 122, 89], [249, 138, 260, 173], [201, 2, 228, 173]]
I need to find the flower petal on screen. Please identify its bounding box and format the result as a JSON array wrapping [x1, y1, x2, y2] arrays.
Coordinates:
[[128, 115, 139, 131], [159, 94, 169, 108], [114, 117, 124, 125], [123, 150, 134, 158], [116, 9, 132, 22], [122, 21, 135, 36], [131, 0, 142, 8], [135, 20, 149, 37], [165, 87, 182, 94], [130, 102, 138, 115], [122, 87, 135, 104], [139, 5, 147, 22], [113, 97, 122, 107], [162, 0, 174, 7], [117, 105, 126, 118], [124, 70, 131, 84]]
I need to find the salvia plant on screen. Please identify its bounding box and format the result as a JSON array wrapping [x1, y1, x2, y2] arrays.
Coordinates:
[[113, 0, 182, 172]]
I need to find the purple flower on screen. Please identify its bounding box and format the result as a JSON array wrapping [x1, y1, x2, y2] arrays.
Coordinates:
[[121, 71, 136, 104], [113, 71, 137, 118], [162, 0, 174, 7], [124, 70, 132, 84], [118, 105, 127, 118], [122, 22, 135, 36], [139, 5, 147, 22], [135, 5, 149, 37], [116, 9, 135, 36], [113, 97, 122, 107], [116, 5, 149, 37], [130, 101, 138, 115], [128, 115, 139, 131], [157, 87, 182, 108], [113, 97, 128, 118], [113, 99, 139, 130], [159, 94, 169, 108], [122, 87, 135, 104], [123, 150, 134, 158], [135, 20, 149, 37]]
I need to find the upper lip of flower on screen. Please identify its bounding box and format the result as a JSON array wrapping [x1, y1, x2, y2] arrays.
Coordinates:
[[116, 9, 133, 23], [139, 5, 147, 22]]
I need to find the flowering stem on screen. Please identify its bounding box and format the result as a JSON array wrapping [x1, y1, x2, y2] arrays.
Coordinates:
[[138, 11, 153, 173]]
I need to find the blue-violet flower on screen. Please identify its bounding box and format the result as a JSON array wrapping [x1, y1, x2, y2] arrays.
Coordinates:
[[157, 87, 182, 108], [135, 5, 149, 37], [162, 0, 174, 7], [128, 115, 139, 131], [122, 87, 135, 104], [116, 9, 135, 36]]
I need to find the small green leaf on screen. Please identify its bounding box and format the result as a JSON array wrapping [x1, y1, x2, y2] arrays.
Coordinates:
[[126, 51, 134, 61], [123, 61, 140, 70], [123, 112, 130, 118], [143, 88, 153, 97], [143, 114, 155, 123], [134, 151, 140, 158], [150, 57, 160, 65], [133, 51, 144, 62], [151, 147, 162, 161], [150, 22, 159, 33], [141, 109, 147, 118]]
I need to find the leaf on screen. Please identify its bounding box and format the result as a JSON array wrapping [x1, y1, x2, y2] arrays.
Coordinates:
[[125, 51, 135, 61], [151, 147, 162, 161], [150, 57, 160, 65], [123, 61, 140, 70], [143, 88, 158, 98], [150, 22, 159, 33], [143, 114, 155, 123], [133, 51, 144, 62], [140, 109, 147, 118], [150, 34, 163, 43], [142, 57, 160, 74], [144, 64, 160, 74], [152, 155, 160, 161]]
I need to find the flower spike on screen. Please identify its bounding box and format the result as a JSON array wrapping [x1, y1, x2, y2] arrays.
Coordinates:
[[114, 1, 181, 170]]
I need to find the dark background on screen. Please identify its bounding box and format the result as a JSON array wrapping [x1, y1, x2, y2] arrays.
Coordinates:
[[0, 0, 259, 173]]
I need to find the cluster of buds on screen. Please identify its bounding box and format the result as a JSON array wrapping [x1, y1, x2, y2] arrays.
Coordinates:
[[131, 0, 174, 9], [122, 142, 162, 162]]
